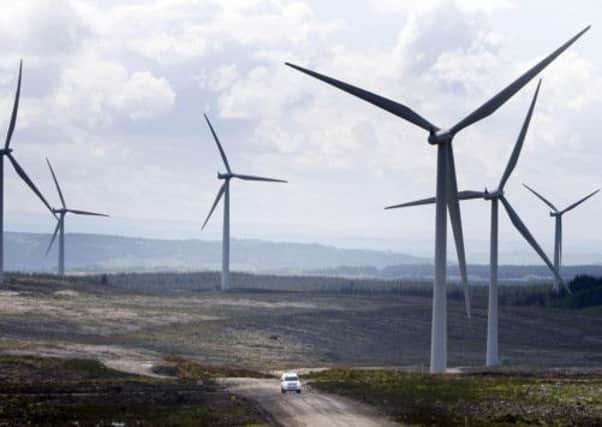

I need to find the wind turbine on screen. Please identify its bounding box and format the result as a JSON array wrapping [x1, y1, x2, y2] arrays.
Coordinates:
[[202, 114, 287, 291], [387, 80, 564, 367], [524, 184, 599, 290], [0, 60, 55, 283], [45, 158, 109, 275], [286, 26, 589, 373]]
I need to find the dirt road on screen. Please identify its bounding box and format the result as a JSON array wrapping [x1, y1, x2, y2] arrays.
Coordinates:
[[220, 377, 399, 427]]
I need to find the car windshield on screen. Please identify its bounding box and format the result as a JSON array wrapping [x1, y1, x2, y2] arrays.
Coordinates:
[[285, 375, 298, 381]]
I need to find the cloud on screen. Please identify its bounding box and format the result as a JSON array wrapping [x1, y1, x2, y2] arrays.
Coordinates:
[[370, 0, 514, 15], [113, 71, 176, 120], [196, 64, 240, 91], [0, 0, 600, 263], [11, 57, 175, 130], [0, 0, 90, 66]]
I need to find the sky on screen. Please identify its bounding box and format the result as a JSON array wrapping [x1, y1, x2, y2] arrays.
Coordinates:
[[1, 0, 601, 264]]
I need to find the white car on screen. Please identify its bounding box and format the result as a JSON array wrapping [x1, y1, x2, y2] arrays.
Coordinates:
[[280, 372, 302, 394]]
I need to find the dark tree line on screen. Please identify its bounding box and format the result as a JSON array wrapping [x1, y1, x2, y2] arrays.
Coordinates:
[[7, 271, 602, 309], [499, 275, 602, 309]]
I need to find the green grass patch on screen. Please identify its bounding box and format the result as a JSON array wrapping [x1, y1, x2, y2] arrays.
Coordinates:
[[165, 357, 271, 382], [307, 369, 602, 426], [0, 355, 270, 426]]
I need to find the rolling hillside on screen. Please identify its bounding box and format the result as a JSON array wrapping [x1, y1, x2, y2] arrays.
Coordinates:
[[5, 231, 424, 273]]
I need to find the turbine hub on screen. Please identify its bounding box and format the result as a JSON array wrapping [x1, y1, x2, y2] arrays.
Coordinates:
[[428, 129, 453, 145], [484, 189, 503, 200]]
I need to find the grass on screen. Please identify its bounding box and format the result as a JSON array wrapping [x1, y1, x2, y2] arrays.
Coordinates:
[[165, 357, 272, 381], [0, 355, 270, 426], [306, 368, 602, 426]]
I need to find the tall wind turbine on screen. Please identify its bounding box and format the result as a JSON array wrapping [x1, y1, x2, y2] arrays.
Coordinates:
[[524, 184, 599, 290], [202, 114, 287, 291], [0, 61, 55, 283], [45, 158, 109, 275], [286, 26, 589, 373], [387, 80, 564, 367]]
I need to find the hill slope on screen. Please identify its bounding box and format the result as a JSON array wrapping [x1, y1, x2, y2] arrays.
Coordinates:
[[5, 231, 424, 273]]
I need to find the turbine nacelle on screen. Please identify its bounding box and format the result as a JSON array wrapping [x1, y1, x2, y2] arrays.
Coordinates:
[[0, 148, 13, 155], [484, 189, 503, 200], [217, 172, 232, 180], [550, 211, 561, 217], [427, 129, 452, 145]]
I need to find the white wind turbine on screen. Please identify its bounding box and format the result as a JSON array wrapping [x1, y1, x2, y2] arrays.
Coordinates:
[[387, 80, 564, 367], [286, 26, 589, 373], [524, 184, 599, 290], [45, 158, 109, 275], [0, 60, 55, 283], [202, 114, 287, 291]]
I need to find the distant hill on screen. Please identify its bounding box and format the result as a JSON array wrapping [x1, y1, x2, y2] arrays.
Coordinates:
[[4, 231, 425, 274], [6, 232, 600, 281]]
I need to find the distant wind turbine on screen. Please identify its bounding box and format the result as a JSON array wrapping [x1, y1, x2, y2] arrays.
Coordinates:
[[45, 158, 109, 275], [387, 80, 564, 367], [202, 114, 287, 291], [0, 61, 55, 283], [524, 184, 599, 291], [286, 26, 589, 373]]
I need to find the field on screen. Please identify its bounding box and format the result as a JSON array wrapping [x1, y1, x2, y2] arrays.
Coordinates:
[[2, 272, 601, 369], [1, 272, 602, 425], [0, 355, 270, 426], [307, 368, 602, 426]]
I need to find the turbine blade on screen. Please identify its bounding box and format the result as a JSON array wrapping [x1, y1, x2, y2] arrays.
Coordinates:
[[5, 60, 22, 150], [500, 196, 567, 291], [7, 153, 54, 215], [202, 182, 226, 229], [560, 188, 600, 214], [446, 144, 471, 318], [457, 190, 487, 200], [385, 190, 483, 210], [450, 26, 589, 135], [285, 62, 438, 133], [498, 80, 542, 190], [67, 209, 109, 217], [231, 174, 287, 183], [385, 197, 436, 209], [46, 158, 66, 208], [203, 113, 232, 173], [45, 218, 61, 256], [523, 183, 558, 212]]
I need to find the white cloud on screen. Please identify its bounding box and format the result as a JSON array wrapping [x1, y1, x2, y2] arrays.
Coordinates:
[[112, 71, 176, 120], [370, 0, 514, 15], [14, 57, 176, 129], [196, 64, 240, 91], [0, 0, 600, 262]]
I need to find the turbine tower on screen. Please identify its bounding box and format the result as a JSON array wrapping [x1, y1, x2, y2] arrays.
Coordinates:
[[387, 80, 564, 367], [45, 158, 109, 275], [524, 184, 599, 290], [285, 26, 589, 373], [0, 61, 55, 283], [202, 114, 287, 291]]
